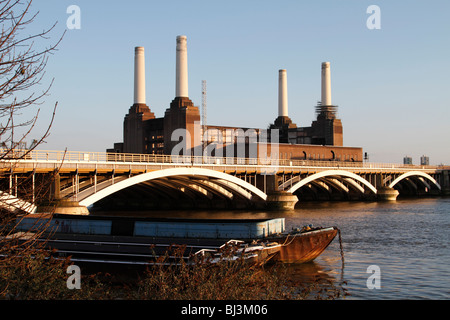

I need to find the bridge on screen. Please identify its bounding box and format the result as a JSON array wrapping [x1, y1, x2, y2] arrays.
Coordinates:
[[1, 149, 448, 214]]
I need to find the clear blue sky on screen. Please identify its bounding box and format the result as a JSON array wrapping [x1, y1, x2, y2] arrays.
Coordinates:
[[22, 0, 450, 164]]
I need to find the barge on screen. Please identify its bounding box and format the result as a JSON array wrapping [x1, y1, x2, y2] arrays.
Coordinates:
[[12, 214, 339, 266]]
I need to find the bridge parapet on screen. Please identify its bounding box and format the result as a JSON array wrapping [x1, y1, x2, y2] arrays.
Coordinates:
[[0, 149, 444, 172]]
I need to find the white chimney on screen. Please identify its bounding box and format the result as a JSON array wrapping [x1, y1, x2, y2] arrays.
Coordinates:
[[321, 62, 331, 106], [176, 35, 188, 98], [278, 69, 288, 117], [134, 46, 146, 104]]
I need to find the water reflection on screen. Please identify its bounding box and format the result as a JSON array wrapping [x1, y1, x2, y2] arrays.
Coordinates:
[[269, 260, 348, 299]]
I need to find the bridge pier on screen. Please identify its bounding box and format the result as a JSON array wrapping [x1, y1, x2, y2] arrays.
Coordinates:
[[37, 173, 89, 215], [376, 187, 399, 201], [36, 200, 89, 215], [442, 170, 450, 195], [263, 175, 298, 210], [265, 191, 298, 211]]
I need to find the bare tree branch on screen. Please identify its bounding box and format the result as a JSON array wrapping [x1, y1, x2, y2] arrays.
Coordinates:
[[0, 0, 64, 155], [0, 0, 64, 278]]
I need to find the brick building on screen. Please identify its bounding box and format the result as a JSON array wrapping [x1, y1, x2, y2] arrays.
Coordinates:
[[107, 37, 362, 163]]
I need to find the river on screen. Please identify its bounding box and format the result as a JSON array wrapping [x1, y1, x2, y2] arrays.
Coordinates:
[[263, 197, 450, 299], [93, 197, 450, 300], [286, 197, 450, 300]]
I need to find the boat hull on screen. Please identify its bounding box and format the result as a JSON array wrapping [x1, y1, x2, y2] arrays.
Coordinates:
[[269, 227, 338, 264]]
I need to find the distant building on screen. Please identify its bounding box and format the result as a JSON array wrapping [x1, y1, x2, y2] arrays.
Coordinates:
[[107, 36, 362, 163], [403, 156, 413, 165], [420, 155, 430, 165]]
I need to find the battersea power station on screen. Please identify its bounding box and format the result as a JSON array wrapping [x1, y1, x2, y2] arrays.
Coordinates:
[[107, 35, 363, 164]]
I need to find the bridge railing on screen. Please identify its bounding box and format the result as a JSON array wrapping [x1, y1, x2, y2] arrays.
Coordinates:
[[1, 148, 442, 170]]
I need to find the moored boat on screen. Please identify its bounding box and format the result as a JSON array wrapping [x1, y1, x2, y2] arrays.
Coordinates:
[[11, 214, 340, 266]]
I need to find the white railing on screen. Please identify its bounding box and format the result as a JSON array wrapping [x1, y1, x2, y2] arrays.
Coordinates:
[[0, 148, 444, 170]]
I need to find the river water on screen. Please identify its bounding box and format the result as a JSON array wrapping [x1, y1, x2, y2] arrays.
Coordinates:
[[282, 197, 450, 299], [94, 197, 450, 299]]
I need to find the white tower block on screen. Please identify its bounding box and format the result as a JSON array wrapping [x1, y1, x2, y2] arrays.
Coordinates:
[[278, 69, 288, 117], [134, 46, 146, 104], [321, 62, 331, 106], [176, 35, 189, 98]]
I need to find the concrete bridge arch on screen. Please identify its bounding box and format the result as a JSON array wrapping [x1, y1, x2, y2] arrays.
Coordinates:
[[282, 170, 378, 196], [78, 167, 268, 208], [388, 171, 441, 190]]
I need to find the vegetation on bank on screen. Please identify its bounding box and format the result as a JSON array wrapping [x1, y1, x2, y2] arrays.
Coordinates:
[[0, 245, 347, 300]]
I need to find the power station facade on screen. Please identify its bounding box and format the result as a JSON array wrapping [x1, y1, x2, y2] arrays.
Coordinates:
[[107, 36, 362, 163]]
